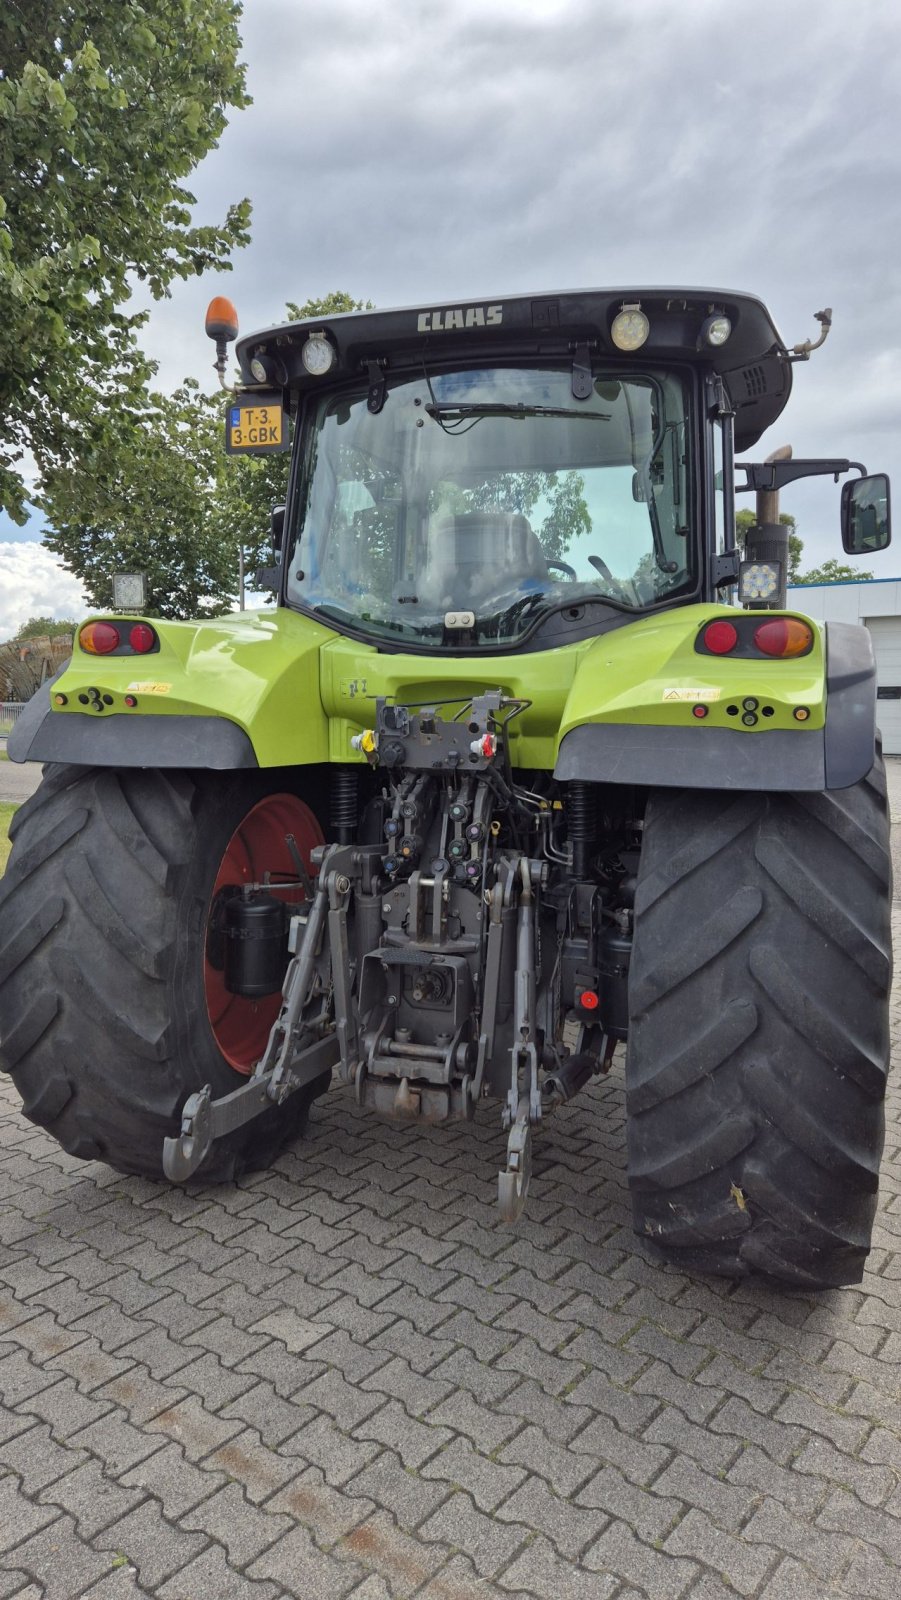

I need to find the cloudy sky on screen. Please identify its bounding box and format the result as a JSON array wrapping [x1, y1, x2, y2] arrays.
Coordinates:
[[3, 0, 900, 635]]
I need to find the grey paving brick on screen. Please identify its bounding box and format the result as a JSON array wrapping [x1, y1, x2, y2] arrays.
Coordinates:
[[39, 1455, 149, 1537], [20, 1373, 115, 1439], [6, 1511, 116, 1600], [817, 1485, 901, 1565], [339, 1507, 450, 1596], [144, 1394, 244, 1462], [553, 1327, 647, 1385], [345, 1450, 451, 1530], [94, 1500, 208, 1588], [360, 1355, 453, 1417], [707, 1396, 806, 1466], [0, 1349, 61, 1406], [626, 1321, 718, 1378], [571, 1410, 675, 1485], [369, 1319, 458, 1375], [420, 1490, 529, 1578], [562, 1368, 661, 1432], [70, 1408, 170, 1474], [353, 1398, 453, 1470], [499, 1423, 597, 1497], [236, 1335, 330, 1397], [427, 1388, 523, 1454], [499, 1533, 619, 1600], [247, 1523, 363, 1597], [841, 1543, 901, 1600], [47, 1337, 135, 1396], [219, 1379, 316, 1447], [428, 1347, 519, 1405], [420, 1436, 528, 1513], [727, 1443, 830, 1521], [494, 1474, 608, 1559], [204, 1425, 299, 1504], [112, 1324, 196, 1388], [576, 1463, 683, 1545], [158, 1542, 281, 1600], [283, 1413, 381, 1486], [97, 1366, 188, 1425], [266, 1465, 376, 1543], [743, 1495, 857, 1581], [0, 1422, 88, 1494], [587, 1518, 701, 1598], [862, 1425, 901, 1472], [78, 1568, 151, 1600], [179, 1481, 291, 1565], [653, 1456, 757, 1533], [664, 1508, 775, 1596], [0, 1472, 58, 1554], [759, 1556, 837, 1600], [121, 1440, 226, 1517], [297, 1366, 386, 1430], [791, 1432, 896, 1506], [771, 1392, 870, 1455]]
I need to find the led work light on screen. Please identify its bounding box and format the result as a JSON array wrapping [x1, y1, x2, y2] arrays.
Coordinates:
[[611, 305, 650, 351], [738, 561, 781, 603], [301, 332, 335, 375]]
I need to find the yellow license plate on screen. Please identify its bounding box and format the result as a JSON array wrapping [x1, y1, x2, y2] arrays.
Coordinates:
[[226, 400, 288, 453]]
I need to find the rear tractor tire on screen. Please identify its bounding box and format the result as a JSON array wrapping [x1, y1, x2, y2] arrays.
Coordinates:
[[626, 759, 893, 1288], [0, 765, 331, 1181]]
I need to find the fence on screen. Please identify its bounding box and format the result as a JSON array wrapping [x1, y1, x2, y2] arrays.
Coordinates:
[[0, 702, 25, 731]]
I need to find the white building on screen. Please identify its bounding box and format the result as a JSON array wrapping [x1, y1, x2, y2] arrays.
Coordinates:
[[788, 579, 901, 755]]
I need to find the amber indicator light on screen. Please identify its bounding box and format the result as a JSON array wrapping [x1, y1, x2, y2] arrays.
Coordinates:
[[80, 621, 120, 655], [754, 618, 814, 658]]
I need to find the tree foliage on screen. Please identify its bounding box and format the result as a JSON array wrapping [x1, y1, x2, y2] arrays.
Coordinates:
[[0, 1, 251, 523], [794, 558, 873, 584], [44, 295, 369, 617], [13, 615, 78, 640]]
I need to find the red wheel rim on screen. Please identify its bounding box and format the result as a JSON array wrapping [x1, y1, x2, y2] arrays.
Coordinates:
[[204, 794, 323, 1074]]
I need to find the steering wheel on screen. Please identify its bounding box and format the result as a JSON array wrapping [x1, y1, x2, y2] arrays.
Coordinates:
[[546, 558, 578, 579]]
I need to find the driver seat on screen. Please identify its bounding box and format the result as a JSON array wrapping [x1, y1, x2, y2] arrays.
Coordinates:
[[419, 511, 547, 608]]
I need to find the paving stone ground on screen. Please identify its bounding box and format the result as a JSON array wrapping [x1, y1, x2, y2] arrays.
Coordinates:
[[1, 765, 900, 1598]]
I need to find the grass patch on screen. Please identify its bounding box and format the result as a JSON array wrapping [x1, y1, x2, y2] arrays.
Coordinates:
[[0, 801, 18, 874], [0, 749, 9, 761]]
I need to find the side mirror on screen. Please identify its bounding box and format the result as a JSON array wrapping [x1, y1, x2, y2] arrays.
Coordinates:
[[270, 504, 286, 557], [841, 474, 891, 554]]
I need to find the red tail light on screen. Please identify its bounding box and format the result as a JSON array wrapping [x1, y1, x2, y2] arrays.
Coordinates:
[[129, 623, 157, 654], [79, 621, 120, 655], [702, 620, 739, 654], [753, 619, 814, 658]]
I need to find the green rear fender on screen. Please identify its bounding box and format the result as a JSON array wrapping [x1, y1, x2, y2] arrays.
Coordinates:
[[554, 606, 874, 792], [9, 609, 334, 768]]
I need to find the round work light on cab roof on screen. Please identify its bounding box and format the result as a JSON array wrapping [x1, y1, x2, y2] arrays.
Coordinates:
[[700, 313, 732, 348], [301, 332, 335, 376], [611, 304, 650, 351]]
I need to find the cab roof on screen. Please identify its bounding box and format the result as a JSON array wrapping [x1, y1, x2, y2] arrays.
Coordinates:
[[235, 287, 793, 451]]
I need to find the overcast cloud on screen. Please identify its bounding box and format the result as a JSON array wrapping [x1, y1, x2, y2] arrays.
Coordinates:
[[5, 0, 901, 632]]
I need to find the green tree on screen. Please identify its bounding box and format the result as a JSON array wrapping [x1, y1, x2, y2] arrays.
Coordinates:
[[44, 295, 369, 616], [0, 1, 251, 524], [13, 616, 79, 640], [736, 509, 803, 582], [794, 558, 874, 584]]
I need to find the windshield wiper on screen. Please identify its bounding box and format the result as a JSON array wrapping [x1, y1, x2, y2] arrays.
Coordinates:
[[425, 403, 609, 424]]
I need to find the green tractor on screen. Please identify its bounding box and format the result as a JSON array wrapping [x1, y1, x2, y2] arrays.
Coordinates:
[[1, 289, 893, 1287]]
